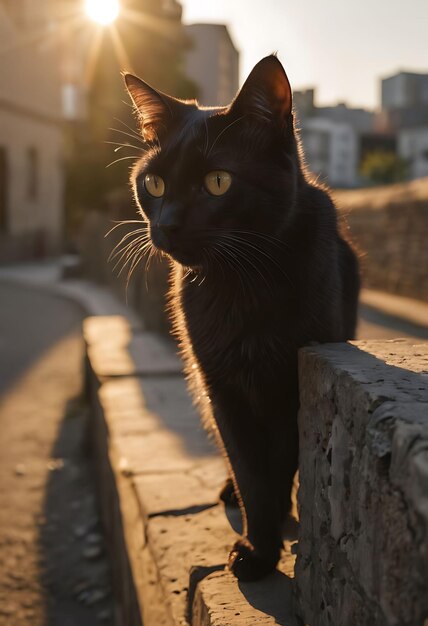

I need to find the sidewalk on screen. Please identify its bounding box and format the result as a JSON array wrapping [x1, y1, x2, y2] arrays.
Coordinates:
[[0, 258, 141, 325], [359, 288, 428, 330]]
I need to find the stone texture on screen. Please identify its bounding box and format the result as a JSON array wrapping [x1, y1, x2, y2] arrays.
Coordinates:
[[146, 507, 237, 626], [133, 459, 226, 518], [192, 568, 299, 626], [335, 179, 428, 302], [296, 339, 428, 626]]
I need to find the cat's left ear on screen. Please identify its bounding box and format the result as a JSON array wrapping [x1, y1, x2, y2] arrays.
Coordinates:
[[231, 55, 292, 129], [124, 73, 184, 142]]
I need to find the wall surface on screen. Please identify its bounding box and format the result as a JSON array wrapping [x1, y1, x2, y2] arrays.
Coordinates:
[[0, 3, 64, 259], [184, 24, 239, 107], [334, 177, 428, 302], [296, 339, 428, 626]]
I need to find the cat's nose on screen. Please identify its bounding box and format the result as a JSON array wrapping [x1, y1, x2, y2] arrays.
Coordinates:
[[157, 222, 179, 236], [152, 221, 179, 251]]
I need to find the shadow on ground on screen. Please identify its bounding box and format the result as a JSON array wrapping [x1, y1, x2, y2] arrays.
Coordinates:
[[38, 396, 117, 626], [359, 304, 428, 339]]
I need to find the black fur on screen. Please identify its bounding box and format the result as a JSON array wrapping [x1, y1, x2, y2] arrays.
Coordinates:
[[125, 55, 360, 581]]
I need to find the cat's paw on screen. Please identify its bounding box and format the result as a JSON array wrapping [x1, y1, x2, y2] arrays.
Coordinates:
[[219, 478, 239, 507], [227, 540, 278, 582]]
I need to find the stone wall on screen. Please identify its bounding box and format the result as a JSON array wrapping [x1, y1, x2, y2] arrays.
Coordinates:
[[296, 339, 428, 626], [334, 178, 428, 302]]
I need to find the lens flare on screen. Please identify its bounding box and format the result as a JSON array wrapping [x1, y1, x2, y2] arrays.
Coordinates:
[[85, 0, 120, 26]]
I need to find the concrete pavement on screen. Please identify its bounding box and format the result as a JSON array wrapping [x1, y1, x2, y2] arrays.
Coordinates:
[[0, 281, 116, 626]]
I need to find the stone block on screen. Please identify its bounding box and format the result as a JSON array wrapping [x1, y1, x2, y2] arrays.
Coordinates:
[[133, 459, 226, 519], [296, 339, 428, 626], [192, 567, 299, 626], [146, 507, 238, 626]]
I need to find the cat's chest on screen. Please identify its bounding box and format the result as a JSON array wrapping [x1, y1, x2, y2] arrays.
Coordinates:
[[179, 279, 288, 372]]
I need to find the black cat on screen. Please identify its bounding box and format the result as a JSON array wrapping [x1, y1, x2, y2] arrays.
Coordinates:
[[124, 55, 360, 581]]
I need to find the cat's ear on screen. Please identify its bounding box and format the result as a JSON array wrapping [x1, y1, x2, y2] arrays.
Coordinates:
[[124, 73, 182, 142], [231, 55, 292, 128]]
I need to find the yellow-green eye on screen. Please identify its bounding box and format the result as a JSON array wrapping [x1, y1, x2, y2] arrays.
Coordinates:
[[204, 171, 232, 196], [144, 173, 165, 197]]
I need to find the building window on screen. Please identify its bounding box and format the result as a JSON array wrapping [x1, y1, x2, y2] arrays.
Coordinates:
[[0, 146, 8, 233], [27, 147, 39, 200]]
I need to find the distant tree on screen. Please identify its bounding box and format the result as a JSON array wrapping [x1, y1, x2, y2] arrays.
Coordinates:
[[64, 0, 198, 237], [360, 150, 408, 185]]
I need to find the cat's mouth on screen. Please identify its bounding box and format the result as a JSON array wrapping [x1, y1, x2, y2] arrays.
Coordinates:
[[150, 226, 204, 267]]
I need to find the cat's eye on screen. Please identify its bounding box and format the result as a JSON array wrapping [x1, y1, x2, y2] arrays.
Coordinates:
[[144, 173, 165, 197], [204, 171, 232, 196]]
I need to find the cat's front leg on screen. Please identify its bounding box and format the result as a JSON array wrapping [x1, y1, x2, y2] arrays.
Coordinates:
[[213, 399, 297, 581]]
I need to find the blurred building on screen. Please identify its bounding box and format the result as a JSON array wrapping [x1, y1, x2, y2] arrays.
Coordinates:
[[300, 118, 358, 187], [380, 71, 428, 180], [184, 24, 239, 106], [0, 0, 64, 261], [294, 88, 372, 187], [382, 71, 428, 110], [398, 126, 428, 179]]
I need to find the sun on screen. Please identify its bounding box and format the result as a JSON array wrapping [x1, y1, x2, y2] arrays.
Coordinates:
[[85, 0, 120, 25]]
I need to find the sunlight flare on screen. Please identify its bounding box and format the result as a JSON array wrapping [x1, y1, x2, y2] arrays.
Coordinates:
[[85, 0, 120, 26]]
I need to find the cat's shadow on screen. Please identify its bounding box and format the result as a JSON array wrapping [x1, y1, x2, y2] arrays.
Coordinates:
[[224, 504, 301, 626], [238, 570, 300, 626]]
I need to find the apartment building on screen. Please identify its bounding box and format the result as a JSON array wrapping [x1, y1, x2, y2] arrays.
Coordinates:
[[0, 0, 64, 261], [184, 23, 239, 107]]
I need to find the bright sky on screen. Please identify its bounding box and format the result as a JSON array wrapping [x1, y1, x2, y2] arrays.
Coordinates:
[[181, 0, 428, 111]]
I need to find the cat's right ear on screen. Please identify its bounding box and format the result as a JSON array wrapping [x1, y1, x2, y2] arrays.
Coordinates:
[[230, 55, 292, 130], [124, 73, 180, 142]]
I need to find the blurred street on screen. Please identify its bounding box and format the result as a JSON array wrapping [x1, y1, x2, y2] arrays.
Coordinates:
[[0, 281, 115, 626], [358, 304, 428, 340]]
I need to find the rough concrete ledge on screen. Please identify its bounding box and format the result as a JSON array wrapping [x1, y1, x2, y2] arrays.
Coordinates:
[[296, 339, 428, 626], [84, 316, 299, 626]]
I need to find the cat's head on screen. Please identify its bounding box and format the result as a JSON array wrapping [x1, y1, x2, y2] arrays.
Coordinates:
[[125, 55, 299, 268]]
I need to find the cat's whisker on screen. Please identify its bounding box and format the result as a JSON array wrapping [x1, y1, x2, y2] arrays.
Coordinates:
[[106, 155, 142, 168], [219, 238, 275, 298], [206, 115, 246, 157], [112, 117, 148, 145], [109, 127, 149, 147], [143, 245, 158, 291], [108, 226, 149, 252], [117, 245, 148, 281], [145, 245, 158, 275], [209, 247, 227, 281], [221, 234, 294, 288], [214, 242, 249, 294], [203, 116, 209, 156], [108, 225, 149, 248], [111, 236, 151, 270], [115, 238, 152, 275], [105, 219, 148, 238], [108, 230, 150, 263], [126, 242, 150, 285], [228, 229, 292, 250], [104, 141, 147, 153]]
